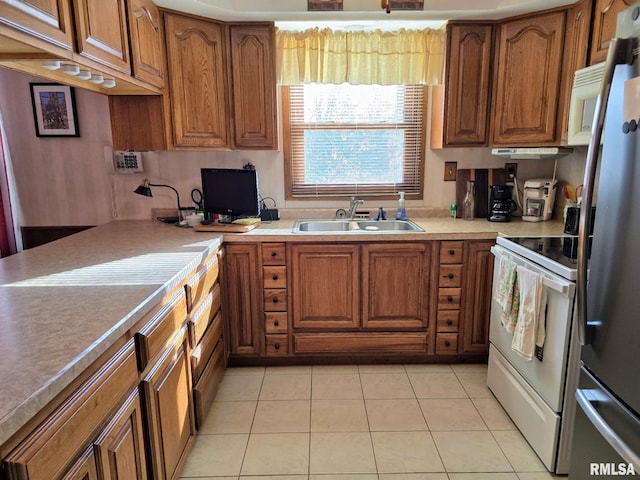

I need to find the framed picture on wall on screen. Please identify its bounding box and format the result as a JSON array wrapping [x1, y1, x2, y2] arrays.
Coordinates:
[[307, 0, 343, 11], [29, 83, 80, 137]]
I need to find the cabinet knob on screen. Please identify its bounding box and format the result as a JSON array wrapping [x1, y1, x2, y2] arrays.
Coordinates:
[[444, 340, 451, 347], [448, 273, 454, 279], [273, 297, 279, 303], [272, 275, 278, 281], [274, 343, 280, 350], [271, 251, 277, 257], [274, 320, 280, 327], [449, 249, 455, 256], [447, 320, 453, 326], [447, 296, 453, 302]]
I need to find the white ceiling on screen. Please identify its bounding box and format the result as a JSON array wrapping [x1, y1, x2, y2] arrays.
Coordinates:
[[153, 0, 578, 29]]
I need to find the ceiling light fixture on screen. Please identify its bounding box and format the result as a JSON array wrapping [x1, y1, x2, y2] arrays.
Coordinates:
[[62, 64, 80, 75], [77, 69, 92, 80], [89, 73, 104, 84], [102, 78, 116, 88], [42, 60, 61, 70]]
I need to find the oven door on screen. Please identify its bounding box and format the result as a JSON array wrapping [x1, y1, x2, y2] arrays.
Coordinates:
[[488, 245, 576, 412]]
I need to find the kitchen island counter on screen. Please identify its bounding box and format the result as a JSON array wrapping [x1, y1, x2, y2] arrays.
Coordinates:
[[0, 220, 221, 446]]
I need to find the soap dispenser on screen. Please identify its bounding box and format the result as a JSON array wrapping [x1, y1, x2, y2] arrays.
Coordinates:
[[395, 192, 407, 220]]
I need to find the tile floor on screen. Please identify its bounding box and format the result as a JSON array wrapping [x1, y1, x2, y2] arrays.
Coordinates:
[[180, 364, 563, 480]]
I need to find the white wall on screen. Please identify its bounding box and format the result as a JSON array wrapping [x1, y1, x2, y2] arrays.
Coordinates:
[[0, 68, 587, 225]]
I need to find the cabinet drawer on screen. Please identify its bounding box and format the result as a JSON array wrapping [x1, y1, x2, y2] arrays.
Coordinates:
[[437, 310, 460, 332], [440, 241, 464, 264], [266, 334, 289, 356], [193, 343, 225, 430], [439, 264, 463, 287], [135, 291, 188, 371], [262, 242, 286, 265], [438, 287, 461, 310], [186, 253, 219, 311], [191, 311, 223, 383], [4, 341, 138, 480], [265, 311, 288, 334], [294, 333, 427, 354], [263, 266, 286, 288], [189, 284, 221, 347], [264, 289, 287, 311], [436, 333, 459, 354]]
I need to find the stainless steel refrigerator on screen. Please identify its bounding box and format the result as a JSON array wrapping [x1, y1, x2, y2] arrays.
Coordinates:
[[570, 3, 640, 478]]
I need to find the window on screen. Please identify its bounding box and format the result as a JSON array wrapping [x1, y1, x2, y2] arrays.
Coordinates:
[[283, 83, 426, 199]]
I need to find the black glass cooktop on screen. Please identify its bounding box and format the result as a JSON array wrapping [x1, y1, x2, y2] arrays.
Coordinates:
[[496, 235, 591, 280]]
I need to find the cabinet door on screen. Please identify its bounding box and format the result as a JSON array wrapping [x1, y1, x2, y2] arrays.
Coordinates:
[[491, 11, 565, 145], [62, 448, 99, 480], [94, 389, 148, 480], [291, 244, 360, 330], [443, 24, 493, 146], [141, 329, 195, 480], [558, 0, 592, 142], [460, 241, 494, 354], [590, 0, 634, 64], [164, 13, 230, 148], [229, 24, 277, 149], [72, 0, 131, 73], [362, 243, 431, 329], [0, 0, 73, 51], [127, 0, 165, 87], [224, 244, 263, 355]]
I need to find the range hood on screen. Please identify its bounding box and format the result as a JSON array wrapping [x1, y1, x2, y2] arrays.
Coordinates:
[[491, 147, 572, 159]]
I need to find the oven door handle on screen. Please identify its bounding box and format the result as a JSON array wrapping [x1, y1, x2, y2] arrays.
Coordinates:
[[577, 37, 633, 346]]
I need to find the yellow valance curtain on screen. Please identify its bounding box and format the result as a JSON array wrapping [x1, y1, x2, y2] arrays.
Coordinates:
[[276, 27, 445, 85]]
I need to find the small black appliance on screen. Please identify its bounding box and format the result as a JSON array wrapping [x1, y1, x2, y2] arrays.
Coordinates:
[[488, 185, 517, 222]]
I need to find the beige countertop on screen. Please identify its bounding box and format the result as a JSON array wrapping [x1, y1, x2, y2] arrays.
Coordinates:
[[0, 220, 221, 446], [222, 217, 566, 241], [0, 216, 563, 446]]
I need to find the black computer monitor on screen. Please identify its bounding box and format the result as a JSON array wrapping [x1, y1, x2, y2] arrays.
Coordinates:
[[200, 168, 260, 221]]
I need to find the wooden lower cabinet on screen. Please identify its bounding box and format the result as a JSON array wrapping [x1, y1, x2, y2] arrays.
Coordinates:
[[460, 241, 495, 354], [224, 243, 264, 356], [141, 328, 195, 480], [93, 389, 148, 479], [291, 244, 360, 330], [62, 447, 99, 480]]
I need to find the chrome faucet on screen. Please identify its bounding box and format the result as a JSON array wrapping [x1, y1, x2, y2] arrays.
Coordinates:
[[348, 196, 364, 219]]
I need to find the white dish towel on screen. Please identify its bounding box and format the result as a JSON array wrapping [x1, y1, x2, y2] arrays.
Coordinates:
[[512, 265, 547, 361], [495, 256, 519, 333]]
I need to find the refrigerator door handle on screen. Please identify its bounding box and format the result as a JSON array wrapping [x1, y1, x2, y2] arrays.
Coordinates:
[[577, 37, 635, 346], [576, 388, 640, 472]]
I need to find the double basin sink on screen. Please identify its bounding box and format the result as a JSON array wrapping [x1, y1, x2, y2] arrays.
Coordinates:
[[292, 219, 424, 233]]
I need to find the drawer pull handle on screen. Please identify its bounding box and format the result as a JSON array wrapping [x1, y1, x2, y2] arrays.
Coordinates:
[[444, 340, 451, 347], [272, 275, 278, 281], [449, 249, 455, 255], [273, 298, 279, 303], [447, 296, 453, 302], [274, 320, 280, 326], [448, 273, 454, 279], [274, 343, 280, 350], [447, 320, 453, 326]]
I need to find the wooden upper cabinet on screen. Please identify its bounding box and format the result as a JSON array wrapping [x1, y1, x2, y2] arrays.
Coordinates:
[[362, 243, 431, 330], [229, 24, 277, 149], [0, 0, 73, 51], [443, 23, 494, 146], [72, 0, 131, 73], [559, 0, 592, 143], [164, 13, 230, 148], [491, 11, 566, 145], [127, 0, 165, 87], [590, 0, 634, 64]]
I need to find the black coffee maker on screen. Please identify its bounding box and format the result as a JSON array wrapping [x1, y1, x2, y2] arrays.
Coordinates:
[[488, 185, 517, 222]]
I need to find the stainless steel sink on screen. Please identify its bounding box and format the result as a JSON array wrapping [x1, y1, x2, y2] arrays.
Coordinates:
[[292, 219, 424, 233]]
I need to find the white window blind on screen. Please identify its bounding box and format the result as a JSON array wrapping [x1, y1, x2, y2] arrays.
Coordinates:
[[283, 83, 426, 199]]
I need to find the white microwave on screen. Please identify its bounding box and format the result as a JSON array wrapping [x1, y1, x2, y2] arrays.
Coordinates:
[[568, 62, 605, 146]]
